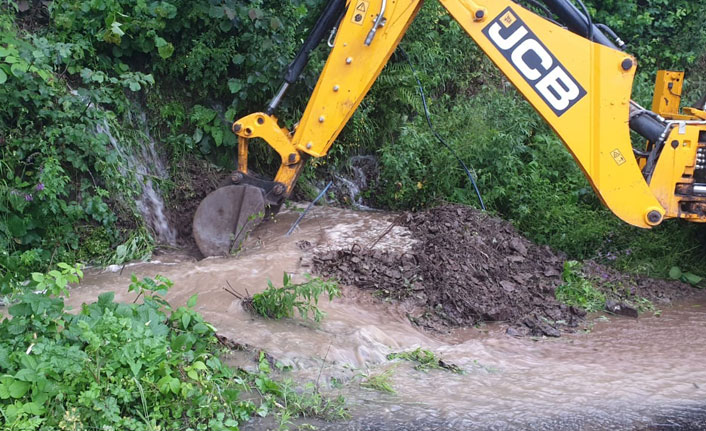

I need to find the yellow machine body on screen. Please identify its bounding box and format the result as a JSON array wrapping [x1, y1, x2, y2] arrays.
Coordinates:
[[231, 0, 706, 229]]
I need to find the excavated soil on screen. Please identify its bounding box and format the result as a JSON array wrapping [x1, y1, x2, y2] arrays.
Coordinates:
[[313, 204, 694, 336]]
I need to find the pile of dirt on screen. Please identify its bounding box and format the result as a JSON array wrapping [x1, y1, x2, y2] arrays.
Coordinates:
[[313, 204, 692, 336]]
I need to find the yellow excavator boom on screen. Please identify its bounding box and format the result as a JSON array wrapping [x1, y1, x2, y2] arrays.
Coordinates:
[[194, 0, 706, 256]]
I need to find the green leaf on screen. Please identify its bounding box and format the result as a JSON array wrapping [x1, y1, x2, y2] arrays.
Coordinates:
[[10, 62, 27, 77], [129, 360, 142, 377], [0, 384, 8, 399], [171, 334, 188, 351], [191, 361, 207, 371], [181, 313, 191, 329], [9, 379, 29, 398], [193, 128, 204, 143], [212, 127, 224, 147], [187, 294, 198, 308], [157, 376, 171, 394], [669, 266, 682, 280], [9, 302, 31, 317], [110, 21, 125, 37], [157, 42, 175, 59], [23, 401, 45, 415], [228, 79, 243, 94], [682, 272, 702, 285], [208, 5, 224, 18], [15, 369, 37, 382], [192, 323, 209, 334], [0, 69, 6, 84], [128, 81, 141, 92], [168, 377, 180, 394]]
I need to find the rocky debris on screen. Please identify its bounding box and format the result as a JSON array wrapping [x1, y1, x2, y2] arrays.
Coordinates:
[[605, 300, 639, 318], [314, 204, 580, 336], [313, 204, 694, 336]]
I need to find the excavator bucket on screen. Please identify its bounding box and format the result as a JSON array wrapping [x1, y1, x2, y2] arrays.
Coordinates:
[[192, 185, 265, 257]]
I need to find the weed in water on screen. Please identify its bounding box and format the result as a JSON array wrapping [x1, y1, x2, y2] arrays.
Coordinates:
[[241, 352, 349, 429], [387, 347, 463, 373], [246, 273, 341, 322], [360, 370, 396, 394], [555, 261, 606, 312]]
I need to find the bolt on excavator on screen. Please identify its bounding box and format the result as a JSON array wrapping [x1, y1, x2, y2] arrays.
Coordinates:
[[192, 0, 706, 257]]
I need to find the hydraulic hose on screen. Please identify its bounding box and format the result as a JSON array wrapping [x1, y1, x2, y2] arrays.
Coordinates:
[[266, 0, 347, 114]]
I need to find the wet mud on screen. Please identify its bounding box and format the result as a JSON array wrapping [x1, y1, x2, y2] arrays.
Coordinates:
[[64, 205, 706, 431]]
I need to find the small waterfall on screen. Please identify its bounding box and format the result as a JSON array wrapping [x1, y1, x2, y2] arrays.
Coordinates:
[[97, 116, 177, 245], [333, 155, 378, 210]]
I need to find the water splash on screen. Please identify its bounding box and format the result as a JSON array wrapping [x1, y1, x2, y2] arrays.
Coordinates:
[[97, 116, 177, 245], [333, 155, 378, 209]]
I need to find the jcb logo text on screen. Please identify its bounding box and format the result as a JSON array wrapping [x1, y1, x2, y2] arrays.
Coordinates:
[[483, 8, 586, 116]]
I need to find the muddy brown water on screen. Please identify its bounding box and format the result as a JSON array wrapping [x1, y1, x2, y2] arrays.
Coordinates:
[[63, 206, 706, 430]]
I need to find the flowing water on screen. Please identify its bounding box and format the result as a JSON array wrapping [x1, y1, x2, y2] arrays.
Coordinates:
[[97, 114, 177, 245], [67, 206, 706, 430]]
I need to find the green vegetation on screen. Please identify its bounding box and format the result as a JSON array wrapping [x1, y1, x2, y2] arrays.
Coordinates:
[[555, 261, 606, 313], [669, 266, 704, 287], [360, 370, 396, 394], [387, 347, 463, 374], [0, 270, 346, 430], [243, 352, 349, 430], [247, 273, 341, 323]]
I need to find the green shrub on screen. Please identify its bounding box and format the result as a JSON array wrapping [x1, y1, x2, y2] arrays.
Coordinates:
[[555, 261, 606, 312], [247, 273, 341, 322], [0, 276, 253, 429]]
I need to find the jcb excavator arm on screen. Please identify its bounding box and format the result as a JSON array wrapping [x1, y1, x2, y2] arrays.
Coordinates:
[[193, 0, 706, 257]]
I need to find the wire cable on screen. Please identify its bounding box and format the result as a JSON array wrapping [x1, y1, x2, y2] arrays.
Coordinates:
[[286, 181, 333, 236], [399, 47, 486, 211]]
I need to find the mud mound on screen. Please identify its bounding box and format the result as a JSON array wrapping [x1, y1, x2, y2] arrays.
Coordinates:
[[314, 205, 577, 336], [313, 204, 693, 336]]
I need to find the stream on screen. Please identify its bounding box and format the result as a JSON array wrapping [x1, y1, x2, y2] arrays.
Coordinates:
[[66, 206, 706, 430]]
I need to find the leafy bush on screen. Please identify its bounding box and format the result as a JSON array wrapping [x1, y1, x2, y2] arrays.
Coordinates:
[[247, 273, 341, 322], [243, 352, 349, 428], [0, 276, 253, 429], [586, 0, 706, 72], [0, 8, 158, 289]]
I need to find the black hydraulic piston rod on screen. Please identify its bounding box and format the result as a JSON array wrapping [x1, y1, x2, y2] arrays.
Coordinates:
[[265, 0, 347, 115], [540, 0, 668, 144]]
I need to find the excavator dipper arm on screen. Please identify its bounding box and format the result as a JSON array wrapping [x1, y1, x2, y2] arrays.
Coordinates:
[[193, 0, 706, 256]]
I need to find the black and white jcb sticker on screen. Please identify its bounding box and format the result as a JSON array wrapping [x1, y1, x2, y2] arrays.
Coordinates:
[[483, 7, 587, 117]]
